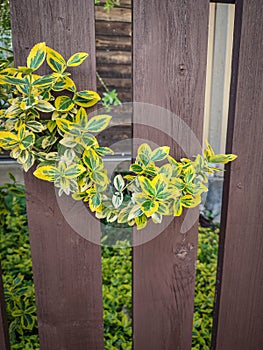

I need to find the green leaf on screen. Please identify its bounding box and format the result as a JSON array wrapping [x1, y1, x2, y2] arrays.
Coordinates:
[[209, 154, 237, 164], [55, 96, 74, 112], [0, 131, 18, 149], [112, 191, 123, 209], [67, 52, 89, 67], [26, 121, 46, 133], [20, 133, 35, 150], [86, 115, 111, 132], [137, 143, 152, 165], [138, 176, 156, 197], [46, 47, 66, 73], [151, 146, 170, 161], [64, 164, 86, 178], [113, 174, 125, 191], [32, 74, 56, 88], [73, 90, 100, 107], [27, 42, 46, 70], [135, 214, 148, 230], [34, 165, 60, 181], [128, 205, 143, 221], [35, 100, 55, 112], [130, 164, 143, 174]]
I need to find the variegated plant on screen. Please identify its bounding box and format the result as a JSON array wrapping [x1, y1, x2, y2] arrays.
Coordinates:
[[0, 42, 237, 230]]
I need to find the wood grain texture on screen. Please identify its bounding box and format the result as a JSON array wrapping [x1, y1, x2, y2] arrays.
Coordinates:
[[97, 64, 131, 78], [214, 0, 263, 349], [0, 264, 10, 350], [95, 6, 131, 23], [96, 35, 131, 51], [96, 50, 131, 65], [133, 1, 210, 349], [9, 1, 104, 349], [95, 21, 131, 37]]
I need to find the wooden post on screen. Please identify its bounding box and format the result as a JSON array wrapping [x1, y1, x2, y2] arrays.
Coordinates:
[[132, 1, 210, 348], [213, 0, 263, 349], [0, 263, 10, 350], [9, 1, 104, 349]]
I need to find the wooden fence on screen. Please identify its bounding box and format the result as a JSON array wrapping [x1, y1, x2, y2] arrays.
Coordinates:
[[1, 0, 262, 349]]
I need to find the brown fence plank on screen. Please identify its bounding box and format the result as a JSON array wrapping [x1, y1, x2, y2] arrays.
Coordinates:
[[9, 1, 104, 349], [0, 264, 10, 350], [213, 1, 263, 349], [133, 1, 210, 349]]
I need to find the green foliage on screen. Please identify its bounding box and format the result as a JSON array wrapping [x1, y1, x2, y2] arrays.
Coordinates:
[[0, 43, 237, 230], [102, 89, 121, 112], [102, 239, 132, 349], [0, 176, 220, 348], [95, 0, 121, 12], [0, 0, 12, 58], [0, 175, 40, 349], [192, 226, 219, 349]]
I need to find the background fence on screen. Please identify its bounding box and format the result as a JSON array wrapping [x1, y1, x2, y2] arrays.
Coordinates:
[[0, 0, 262, 349]]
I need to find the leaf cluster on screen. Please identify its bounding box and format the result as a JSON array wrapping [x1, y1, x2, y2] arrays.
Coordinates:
[[0, 43, 237, 230], [0, 175, 39, 349]]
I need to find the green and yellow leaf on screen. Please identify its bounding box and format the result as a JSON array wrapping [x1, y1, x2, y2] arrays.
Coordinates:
[[67, 52, 89, 67], [33, 165, 60, 181], [55, 96, 74, 112], [86, 115, 111, 133], [73, 90, 100, 108], [46, 47, 66, 73], [27, 42, 46, 70]]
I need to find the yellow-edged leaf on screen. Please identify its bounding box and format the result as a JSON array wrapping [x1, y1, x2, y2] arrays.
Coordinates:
[[86, 114, 111, 132], [73, 90, 100, 107], [0, 131, 18, 149], [27, 42, 46, 70], [46, 47, 66, 73], [33, 165, 59, 181], [35, 100, 55, 112], [67, 52, 89, 67], [55, 96, 74, 112]]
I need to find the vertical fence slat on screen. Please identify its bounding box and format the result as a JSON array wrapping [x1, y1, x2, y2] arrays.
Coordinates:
[[132, 1, 210, 349], [213, 0, 263, 349], [9, 1, 104, 349], [0, 264, 10, 350]]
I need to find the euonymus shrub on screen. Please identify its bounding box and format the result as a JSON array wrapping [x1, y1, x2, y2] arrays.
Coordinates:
[[0, 43, 237, 230]]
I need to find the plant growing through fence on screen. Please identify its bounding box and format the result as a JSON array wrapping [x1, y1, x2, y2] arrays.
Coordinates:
[[0, 43, 237, 231]]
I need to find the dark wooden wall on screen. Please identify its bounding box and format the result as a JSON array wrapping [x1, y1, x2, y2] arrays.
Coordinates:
[[9, 1, 104, 349], [213, 0, 263, 348], [95, 0, 132, 103], [132, 0, 210, 349]]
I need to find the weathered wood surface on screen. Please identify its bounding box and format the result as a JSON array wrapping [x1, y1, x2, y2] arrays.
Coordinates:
[[95, 6, 131, 22], [0, 264, 10, 350], [213, 0, 263, 349], [96, 50, 131, 65], [95, 20, 131, 37], [95, 2, 132, 103], [97, 63, 131, 77], [9, 1, 104, 349], [96, 35, 131, 51], [97, 77, 131, 89], [132, 0, 210, 349]]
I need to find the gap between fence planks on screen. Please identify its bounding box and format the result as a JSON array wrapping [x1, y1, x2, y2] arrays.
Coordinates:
[[132, 0, 210, 349], [9, 0, 104, 349], [213, 0, 263, 349]]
